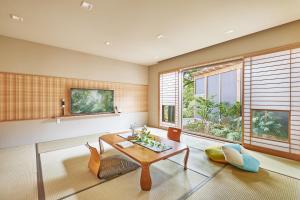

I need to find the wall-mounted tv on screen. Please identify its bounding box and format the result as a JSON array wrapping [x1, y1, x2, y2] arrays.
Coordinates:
[[71, 88, 114, 114]]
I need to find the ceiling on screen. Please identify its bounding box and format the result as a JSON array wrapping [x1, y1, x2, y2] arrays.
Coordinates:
[[0, 0, 300, 65]]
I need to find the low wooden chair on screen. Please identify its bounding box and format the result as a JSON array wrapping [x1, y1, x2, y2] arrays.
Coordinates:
[[85, 143, 101, 177], [85, 142, 140, 179], [167, 127, 182, 142]]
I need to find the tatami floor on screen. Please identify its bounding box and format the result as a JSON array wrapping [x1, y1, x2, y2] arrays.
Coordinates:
[[0, 128, 299, 200]]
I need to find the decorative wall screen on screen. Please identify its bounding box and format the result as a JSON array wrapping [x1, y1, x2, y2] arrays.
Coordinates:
[[0, 72, 148, 122], [243, 48, 300, 157], [159, 71, 180, 128]]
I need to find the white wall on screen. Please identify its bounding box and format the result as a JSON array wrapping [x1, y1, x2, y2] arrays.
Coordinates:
[[0, 113, 147, 148], [0, 35, 148, 148]]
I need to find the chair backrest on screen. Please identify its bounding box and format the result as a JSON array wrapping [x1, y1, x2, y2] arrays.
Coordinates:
[[85, 143, 101, 177], [167, 127, 182, 142]]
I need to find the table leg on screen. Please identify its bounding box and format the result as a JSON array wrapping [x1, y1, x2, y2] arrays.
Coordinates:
[[184, 148, 189, 170], [140, 163, 152, 191], [99, 138, 104, 154]]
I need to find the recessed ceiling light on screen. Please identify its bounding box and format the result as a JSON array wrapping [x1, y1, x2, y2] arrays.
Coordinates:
[[156, 34, 164, 39], [80, 1, 93, 10], [105, 41, 111, 46], [225, 30, 234, 34], [10, 14, 23, 22]]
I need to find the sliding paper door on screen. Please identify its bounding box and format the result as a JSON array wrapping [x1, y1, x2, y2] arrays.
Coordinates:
[[243, 47, 300, 158]]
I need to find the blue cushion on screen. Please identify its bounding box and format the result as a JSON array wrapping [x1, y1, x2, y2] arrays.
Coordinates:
[[223, 143, 242, 153], [240, 153, 260, 173], [222, 144, 260, 173]]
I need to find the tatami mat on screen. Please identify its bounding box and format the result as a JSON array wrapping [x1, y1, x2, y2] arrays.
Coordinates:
[[41, 141, 208, 200], [64, 159, 208, 200], [2, 128, 300, 200], [41, 142, 116, 200], [0, 145, 38, 200], [168, 147, 226, 177], [187, 165, 300, 200], [247, 149, 300, 180]]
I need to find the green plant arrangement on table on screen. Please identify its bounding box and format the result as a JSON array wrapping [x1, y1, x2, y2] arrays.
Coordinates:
[[131, 126, 172, 152]]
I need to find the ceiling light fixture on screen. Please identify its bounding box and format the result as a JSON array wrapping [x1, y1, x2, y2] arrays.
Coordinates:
[[156, 34, 164, 39], [10, 14, 24, 22], [225, 30, 234, 34], [105, 41, 111, 46], [80, 1, 93, 10]]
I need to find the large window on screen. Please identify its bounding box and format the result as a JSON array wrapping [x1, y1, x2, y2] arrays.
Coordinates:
[[182, 62, 242, 142]]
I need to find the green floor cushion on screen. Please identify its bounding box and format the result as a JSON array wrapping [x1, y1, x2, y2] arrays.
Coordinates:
[[205, 146, 227, 163], [222, 144, 260, 173]]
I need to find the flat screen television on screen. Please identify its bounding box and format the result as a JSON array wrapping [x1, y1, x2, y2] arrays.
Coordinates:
[[70, 88, 114, 114]]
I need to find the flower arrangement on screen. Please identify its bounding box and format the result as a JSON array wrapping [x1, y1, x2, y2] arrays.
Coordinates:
[[133, 126, 164, 149]]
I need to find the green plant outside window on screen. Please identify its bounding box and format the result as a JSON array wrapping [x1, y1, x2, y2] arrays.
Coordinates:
[[252, 110, 289, 142]]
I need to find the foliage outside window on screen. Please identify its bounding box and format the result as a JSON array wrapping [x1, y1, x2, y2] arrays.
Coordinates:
[[252, 110, 289, 142], [182, 66, 242, 142], [162, 105, 175, 123]]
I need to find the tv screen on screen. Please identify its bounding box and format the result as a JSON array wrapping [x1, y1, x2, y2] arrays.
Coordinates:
[[71, 88, 114, 114]]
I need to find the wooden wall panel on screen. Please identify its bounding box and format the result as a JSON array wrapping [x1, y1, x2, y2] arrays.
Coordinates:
[[0, 72, 148, 122]]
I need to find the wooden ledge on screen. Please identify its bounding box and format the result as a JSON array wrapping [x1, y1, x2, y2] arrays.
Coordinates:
[[55, 113, 120, 120]]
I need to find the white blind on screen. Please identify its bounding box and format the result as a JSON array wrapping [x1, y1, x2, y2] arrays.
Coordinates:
[[291, 48, 300, 154], [243, 48, 300, 155], [159, 71, 180, 128]]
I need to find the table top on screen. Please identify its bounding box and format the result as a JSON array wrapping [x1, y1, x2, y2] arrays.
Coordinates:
[[100, 133, 188, 165]]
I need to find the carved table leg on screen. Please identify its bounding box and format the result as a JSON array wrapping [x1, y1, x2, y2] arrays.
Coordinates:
[[99, 138, 104, 154], [184, 148, 190, 170], [140, 163, 152, 191]]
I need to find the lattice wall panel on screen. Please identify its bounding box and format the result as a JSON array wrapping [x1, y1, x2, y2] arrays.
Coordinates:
[[0, 72, 148, 122]]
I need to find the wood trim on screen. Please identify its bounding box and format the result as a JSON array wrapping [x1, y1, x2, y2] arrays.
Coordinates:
[[55, 113, 120, 120], [242, 60, 245, 146], [243, 143, 300, 161], [250, 57, 253, 145], [243, 43, 300, 58], [193, 62, 242, 79], [182, 130, 242, 144], [289, 49, 292, 153]]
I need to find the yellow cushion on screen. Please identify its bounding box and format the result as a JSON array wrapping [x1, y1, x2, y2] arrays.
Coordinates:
[[205, 146, 227, 163]]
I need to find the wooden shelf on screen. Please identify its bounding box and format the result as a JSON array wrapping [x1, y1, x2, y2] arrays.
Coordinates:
[[55, 113, 120, 120]]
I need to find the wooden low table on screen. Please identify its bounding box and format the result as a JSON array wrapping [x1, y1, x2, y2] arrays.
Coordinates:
[[99, 133, 189, 191]]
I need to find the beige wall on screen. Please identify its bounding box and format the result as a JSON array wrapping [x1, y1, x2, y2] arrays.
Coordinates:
[[148, 20, 300, 127], [0, 35, 148, 148], [0, 35, 148, 85]]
